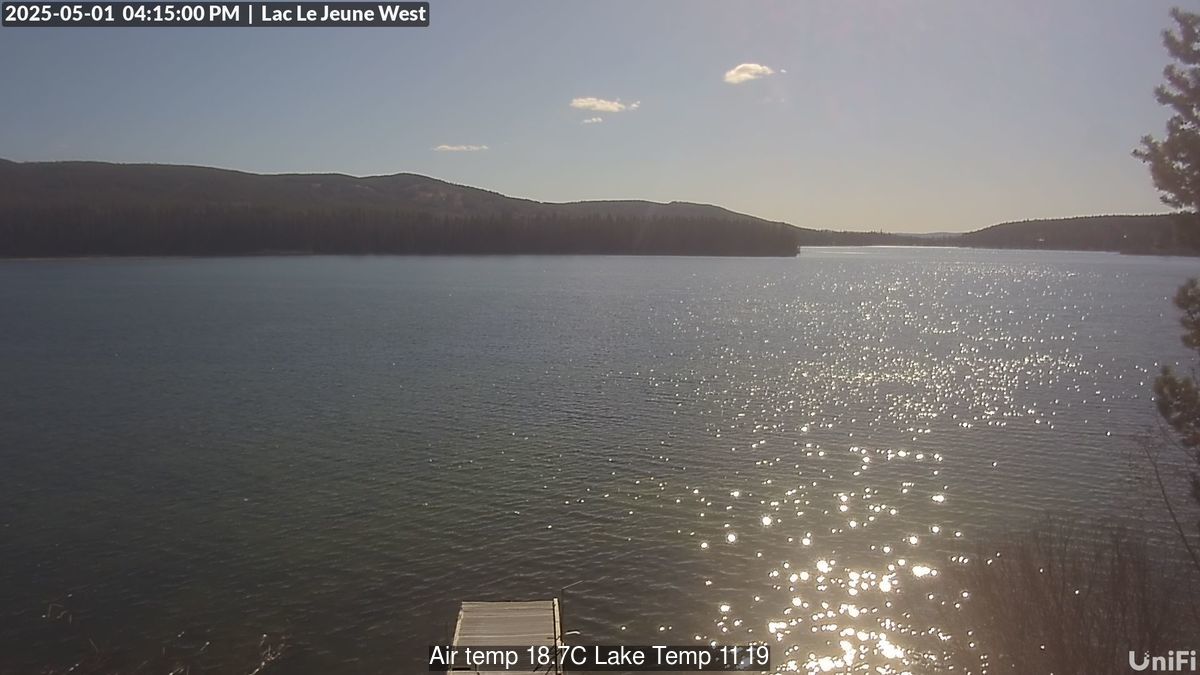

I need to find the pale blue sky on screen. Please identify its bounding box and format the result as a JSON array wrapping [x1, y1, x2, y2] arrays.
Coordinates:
[[0, 1, 1186, 231]]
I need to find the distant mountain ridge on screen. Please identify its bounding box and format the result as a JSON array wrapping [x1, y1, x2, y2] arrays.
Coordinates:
[[956, 214, 1190, 254], [0, 159, 1191, 257], [0, 160, 803, 256]]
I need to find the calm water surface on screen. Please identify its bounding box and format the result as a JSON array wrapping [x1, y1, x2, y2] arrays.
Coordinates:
[[1, 248, 1197, 673]]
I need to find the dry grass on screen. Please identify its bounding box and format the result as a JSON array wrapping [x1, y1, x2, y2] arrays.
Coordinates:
[[0, 602, 288, 675], [932, 517, 1199, 675]]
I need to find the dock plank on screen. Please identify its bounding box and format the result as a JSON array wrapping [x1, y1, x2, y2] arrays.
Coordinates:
[[450, 599, 561, 673]]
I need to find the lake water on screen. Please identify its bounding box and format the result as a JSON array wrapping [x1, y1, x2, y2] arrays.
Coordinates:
[[1, 248, 1197, 673]]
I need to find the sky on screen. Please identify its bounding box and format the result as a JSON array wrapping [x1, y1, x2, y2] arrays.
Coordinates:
[[0, 0, 1188, 232]]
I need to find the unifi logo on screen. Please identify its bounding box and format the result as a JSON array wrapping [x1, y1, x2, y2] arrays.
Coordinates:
[[1129, 650, 1198, 672]]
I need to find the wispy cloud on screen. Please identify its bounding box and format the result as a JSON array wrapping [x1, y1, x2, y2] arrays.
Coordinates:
[[723, 63, 776, 84], [570, 97, 639, 113], [581, 117, 604, 124], [433, 144, 488, 152]]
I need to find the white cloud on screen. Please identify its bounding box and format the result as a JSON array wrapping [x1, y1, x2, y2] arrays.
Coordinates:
[[433, 144, 488, 152], [570, 97, 639, 113], [723, 63, 776, 84], [581, 117, 604, 124]]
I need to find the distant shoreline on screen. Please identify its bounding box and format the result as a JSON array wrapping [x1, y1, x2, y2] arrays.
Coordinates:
[[2, 243, 1197, 262], [0, 159, 1191, 259]]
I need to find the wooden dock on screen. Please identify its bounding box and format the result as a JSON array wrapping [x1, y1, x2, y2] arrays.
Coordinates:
[[450, 599, 563, 674]]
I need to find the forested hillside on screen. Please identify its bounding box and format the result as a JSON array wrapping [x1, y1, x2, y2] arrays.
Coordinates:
[[957, 214, 1188, 253], [0, 160, 1188, 257], [0, 161, 802, 257]]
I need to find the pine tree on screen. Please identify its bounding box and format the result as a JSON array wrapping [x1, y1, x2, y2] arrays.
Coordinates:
[[1136, 6, 1200, 574], [1136, 8, 1200, 219]]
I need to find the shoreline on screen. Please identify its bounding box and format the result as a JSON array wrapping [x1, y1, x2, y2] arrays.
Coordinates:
[[1, 244, 1197, 261]]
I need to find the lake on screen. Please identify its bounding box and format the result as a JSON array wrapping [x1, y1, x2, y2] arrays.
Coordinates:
[[0, 248, 1196, 673]]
